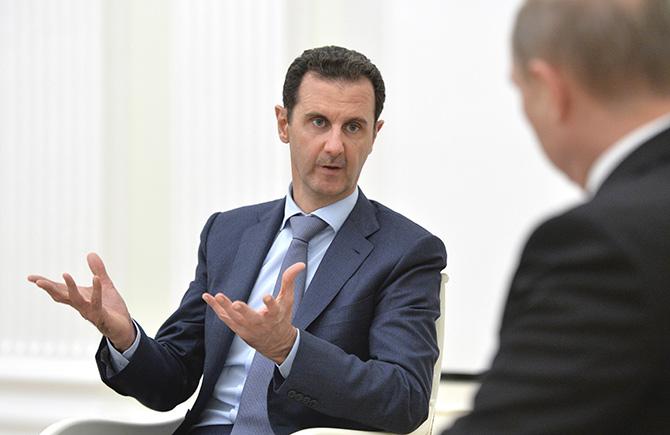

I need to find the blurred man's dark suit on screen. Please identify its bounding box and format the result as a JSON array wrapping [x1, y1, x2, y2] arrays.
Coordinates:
[[446, 126, 670, 434]]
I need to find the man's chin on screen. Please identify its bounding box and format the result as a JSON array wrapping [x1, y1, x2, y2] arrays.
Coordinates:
[[309, 183, 354, 203]]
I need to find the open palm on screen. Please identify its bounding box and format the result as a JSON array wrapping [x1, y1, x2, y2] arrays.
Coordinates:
[[28, 252, 135, 351]]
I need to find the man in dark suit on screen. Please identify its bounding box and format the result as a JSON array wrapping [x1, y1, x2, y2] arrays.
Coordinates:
[[28, 46, 446, 434], [445, 0, 670, 433]]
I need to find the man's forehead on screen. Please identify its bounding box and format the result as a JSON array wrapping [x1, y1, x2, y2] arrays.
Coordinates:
[[294, 72, 376, 117]]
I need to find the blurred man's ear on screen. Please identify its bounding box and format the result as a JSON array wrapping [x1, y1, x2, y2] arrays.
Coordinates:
[[527, 59, 571, 123], [275, 105, 290, 143]]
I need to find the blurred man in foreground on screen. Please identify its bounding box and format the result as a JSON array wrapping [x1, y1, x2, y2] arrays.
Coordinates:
[[446, 0, 670, 433]]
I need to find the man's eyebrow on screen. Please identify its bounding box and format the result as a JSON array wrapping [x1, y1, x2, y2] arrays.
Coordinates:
[[303, 111, 369, 125], [346, 117, 369, 126], [303, 111, 325, 119]]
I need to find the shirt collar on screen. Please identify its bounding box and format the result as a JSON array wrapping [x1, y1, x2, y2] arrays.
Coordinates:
[[586, 111, 670, 195], [282, 185, 359, 233]]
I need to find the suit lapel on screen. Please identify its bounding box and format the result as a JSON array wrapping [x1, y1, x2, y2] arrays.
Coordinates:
[[294, 192, 379, 330], [223, 202, 286, 303], [203, 199, 285, 388]]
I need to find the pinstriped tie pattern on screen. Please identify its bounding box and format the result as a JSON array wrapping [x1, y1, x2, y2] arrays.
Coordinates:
[[231, 214, 327, 434]]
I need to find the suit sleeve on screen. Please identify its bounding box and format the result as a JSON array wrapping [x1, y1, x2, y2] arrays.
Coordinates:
[[272, 233, 447, 433], [95, 212, 219, 411], [446, 213, 658, 435]]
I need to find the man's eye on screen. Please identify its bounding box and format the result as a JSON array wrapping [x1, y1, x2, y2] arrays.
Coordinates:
[[345, 123, 361, 133], [312, 118, 326, 127]]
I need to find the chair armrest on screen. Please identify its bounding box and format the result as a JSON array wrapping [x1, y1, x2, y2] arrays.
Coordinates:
[[40, 416, 183, 435]]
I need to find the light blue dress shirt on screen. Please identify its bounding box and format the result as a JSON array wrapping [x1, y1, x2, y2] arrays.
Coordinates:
[[106, 186, 359, 426]]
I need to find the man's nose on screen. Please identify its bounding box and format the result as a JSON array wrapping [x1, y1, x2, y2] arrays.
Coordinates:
[[323, 129, 344, 155]]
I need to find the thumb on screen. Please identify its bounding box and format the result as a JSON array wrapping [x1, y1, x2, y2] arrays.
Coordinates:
[[277, 262, 306, 301], [87, 252, 113, 284]]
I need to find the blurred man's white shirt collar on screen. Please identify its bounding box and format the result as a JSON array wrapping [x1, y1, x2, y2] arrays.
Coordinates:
[[586, 112, 670, 195]]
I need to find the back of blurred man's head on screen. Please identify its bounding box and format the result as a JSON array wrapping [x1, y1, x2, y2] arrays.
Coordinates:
[[513, 0, 670, 102], [510, 0, 670, 187]]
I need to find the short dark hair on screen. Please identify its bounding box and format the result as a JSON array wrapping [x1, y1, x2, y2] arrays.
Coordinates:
[[282, 46, 386, 122]]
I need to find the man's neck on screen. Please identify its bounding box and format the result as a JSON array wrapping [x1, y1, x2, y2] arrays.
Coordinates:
[[569, 97, 670, 189], [291, 189, 357, 214]]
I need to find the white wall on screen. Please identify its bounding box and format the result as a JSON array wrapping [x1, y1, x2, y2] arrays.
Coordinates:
[[0, 0, 582, 433], [0, 0, 104, 369]]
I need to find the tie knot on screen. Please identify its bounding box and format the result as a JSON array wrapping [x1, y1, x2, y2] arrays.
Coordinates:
[[289, 214, 328, 243]]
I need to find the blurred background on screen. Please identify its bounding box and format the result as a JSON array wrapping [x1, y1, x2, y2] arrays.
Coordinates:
[[0, 0, 580, 433]]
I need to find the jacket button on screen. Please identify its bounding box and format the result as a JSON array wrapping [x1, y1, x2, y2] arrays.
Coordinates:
[[288, 390, 296, 399], [309, 400, 318, 408], [302, 395, 311, 405], [294, 393, 304, 401]]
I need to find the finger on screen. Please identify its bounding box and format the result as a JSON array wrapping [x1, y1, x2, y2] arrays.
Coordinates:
[[202, 293, 235, 322], [276, 262, 305, 302], [28, 275, 63, 290], [212, 292, 233, 309], [203, 294, 250, 337], [91, 276, 103, 314], [34, 279, 70, 304], [87, 252, 113, 284], [216, 294, 256, 324], [63, 273, 87, 308], [28, 274, 51, 283], [263, 294, 281, 316], [202, 292, 224, 311], [230, 299, 259, 321]]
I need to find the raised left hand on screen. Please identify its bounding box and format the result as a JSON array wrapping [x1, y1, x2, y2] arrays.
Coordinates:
[[202, 262, 305, 364]]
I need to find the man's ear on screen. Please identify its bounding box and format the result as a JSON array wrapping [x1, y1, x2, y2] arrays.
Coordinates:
[[527, 59, 571, 123], [275, 105, 289, 143], [372, 119, 384, 142]]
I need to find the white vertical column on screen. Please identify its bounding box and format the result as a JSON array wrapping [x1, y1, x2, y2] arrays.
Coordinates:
[[102, 0, 172, 333], [0, 0, 103, 361]]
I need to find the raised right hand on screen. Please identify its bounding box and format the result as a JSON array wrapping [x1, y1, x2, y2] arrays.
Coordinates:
[[28, 252, 136, 351]]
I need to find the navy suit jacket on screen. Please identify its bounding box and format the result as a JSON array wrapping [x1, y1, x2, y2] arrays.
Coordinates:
[[446, 128, 670, 434], [96, 191, 447, 434]]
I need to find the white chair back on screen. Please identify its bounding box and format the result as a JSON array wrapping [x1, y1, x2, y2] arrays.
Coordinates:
[[408, 272, 448, 435]]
